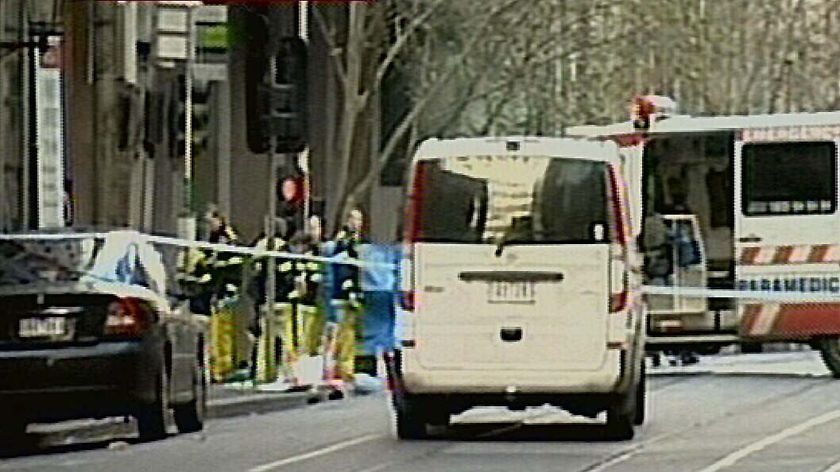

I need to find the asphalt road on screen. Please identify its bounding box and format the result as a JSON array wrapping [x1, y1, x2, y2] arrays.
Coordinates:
[[3, 351, 840, 472]]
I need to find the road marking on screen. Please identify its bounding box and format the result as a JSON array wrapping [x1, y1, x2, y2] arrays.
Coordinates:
[[248, 434, 382, 472], [822, 460, 840, 472], [583, 430, 673, 472], [696, 409, 840, 472]]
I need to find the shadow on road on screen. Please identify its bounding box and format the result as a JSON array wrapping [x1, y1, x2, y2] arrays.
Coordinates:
[[440, 421, 629, 442], [0, 423, 169, 459]]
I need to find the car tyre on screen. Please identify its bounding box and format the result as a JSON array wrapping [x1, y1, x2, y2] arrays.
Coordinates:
[[174, 351, 207, 434], [136, 367, 168, 441]]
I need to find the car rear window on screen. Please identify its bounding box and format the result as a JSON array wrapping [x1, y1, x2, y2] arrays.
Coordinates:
[[742, 141, 837, 216], [408, 156, 611, 244], [0, 239, 102, 286]]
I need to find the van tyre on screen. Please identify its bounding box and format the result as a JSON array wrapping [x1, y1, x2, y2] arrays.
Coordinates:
[[606, 400, 635, 440], [634, 364, 647, 426], [174, 351, 207, 433], [607, 378, 639, 440], [0, 419, 27, 439], [817, 337, 840, 379], [394, 392, 429, 440], [136, 367, 168, 441]]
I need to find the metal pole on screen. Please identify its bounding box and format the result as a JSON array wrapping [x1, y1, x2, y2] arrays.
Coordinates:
[[298, 1, 310, 222], [20, 1, 30, 228], [262, 55, 279, 383], [183, 5, 195, 223]]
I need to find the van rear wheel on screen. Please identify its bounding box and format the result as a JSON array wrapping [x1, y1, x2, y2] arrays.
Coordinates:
[[394, 392, 429, 440], [817, 337, 840, 379], [607, 400, 635, 440], [634, 364, 647, 426]]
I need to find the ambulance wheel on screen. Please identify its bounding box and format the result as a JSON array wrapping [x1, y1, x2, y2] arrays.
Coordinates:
[[740, 342, 763, 354], [394, 393, 429, 440], [817, 337, 840, 379]]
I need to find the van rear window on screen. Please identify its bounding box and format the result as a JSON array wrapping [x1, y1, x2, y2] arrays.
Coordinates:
[[742, 141, 837, 216], [408, 156, 610, 244]]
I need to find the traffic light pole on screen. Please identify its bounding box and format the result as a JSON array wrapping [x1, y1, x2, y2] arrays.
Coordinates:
[[182, 5, 196, 238], [261, 55, 279, 383], [298, 1, 310, 223]]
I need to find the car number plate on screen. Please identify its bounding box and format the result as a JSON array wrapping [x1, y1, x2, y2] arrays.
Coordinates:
[[487, 281, 535, 304], [19, 317, 68, 338]]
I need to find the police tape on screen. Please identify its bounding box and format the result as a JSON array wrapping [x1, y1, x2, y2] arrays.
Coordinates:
[[642, 285, 840, 303], [0, 230, 396, 269], [9, 231, 840, 302]]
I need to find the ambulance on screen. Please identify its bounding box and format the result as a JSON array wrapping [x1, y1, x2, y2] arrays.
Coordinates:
[[567, 96, 840, 376]]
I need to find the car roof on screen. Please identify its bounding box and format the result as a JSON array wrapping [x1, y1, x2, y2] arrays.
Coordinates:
[[413, 136, 620, 164]]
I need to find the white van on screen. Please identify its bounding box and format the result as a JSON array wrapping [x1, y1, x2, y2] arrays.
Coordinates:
[[387, 137, 646, 440]]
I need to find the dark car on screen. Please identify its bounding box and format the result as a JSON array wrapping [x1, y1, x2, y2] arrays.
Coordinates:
[[0, 231, 207, 441]]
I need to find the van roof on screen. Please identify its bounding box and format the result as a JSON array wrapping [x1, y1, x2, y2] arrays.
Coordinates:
[[413, 136, 620, 164], [566, 110, 840, 139]]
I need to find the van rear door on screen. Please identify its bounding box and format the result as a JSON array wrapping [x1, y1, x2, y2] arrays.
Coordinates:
[[406, 155, 616, 372]]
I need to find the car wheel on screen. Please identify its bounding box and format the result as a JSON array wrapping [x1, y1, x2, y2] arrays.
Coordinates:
[[174, 351, 208, 433], [817, 336, 840, 379], [136, 367, 168, 441], [634, 364, 647, 426], [393, 392, 429, 440]]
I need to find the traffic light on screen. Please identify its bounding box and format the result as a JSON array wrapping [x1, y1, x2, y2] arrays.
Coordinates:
[[266, 37, 308, 154], [243, 22, 308, 154], [243, 7, 271, 154], [276, 171, 306, 238]]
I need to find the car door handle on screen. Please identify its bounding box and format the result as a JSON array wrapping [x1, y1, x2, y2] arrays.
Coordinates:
[[738, 235, 762, 243]]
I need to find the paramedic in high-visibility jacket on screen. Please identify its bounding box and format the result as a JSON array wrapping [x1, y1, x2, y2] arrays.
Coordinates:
[[322, 210, 364, 397]]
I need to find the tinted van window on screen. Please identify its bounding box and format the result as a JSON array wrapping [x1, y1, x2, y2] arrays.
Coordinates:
[[410, 156, 610, 244]]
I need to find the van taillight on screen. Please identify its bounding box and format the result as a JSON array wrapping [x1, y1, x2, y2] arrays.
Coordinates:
[[401, 162, 431, 313], [610, 282, 629, 313], [401, 290, 416, 312], [104, 298, 153, 338], [608, 165, 630, 313]]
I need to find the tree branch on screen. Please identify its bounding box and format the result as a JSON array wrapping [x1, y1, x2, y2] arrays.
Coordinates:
[[311, 5, 350, 92]]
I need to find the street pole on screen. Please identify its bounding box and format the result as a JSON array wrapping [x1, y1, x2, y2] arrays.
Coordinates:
[[298, 1, 310, 223], [262, 55, 279, 384], [182, 4, 196, 238]]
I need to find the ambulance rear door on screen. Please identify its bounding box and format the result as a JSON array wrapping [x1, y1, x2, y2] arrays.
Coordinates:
[[734, 128, 840, 339]]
